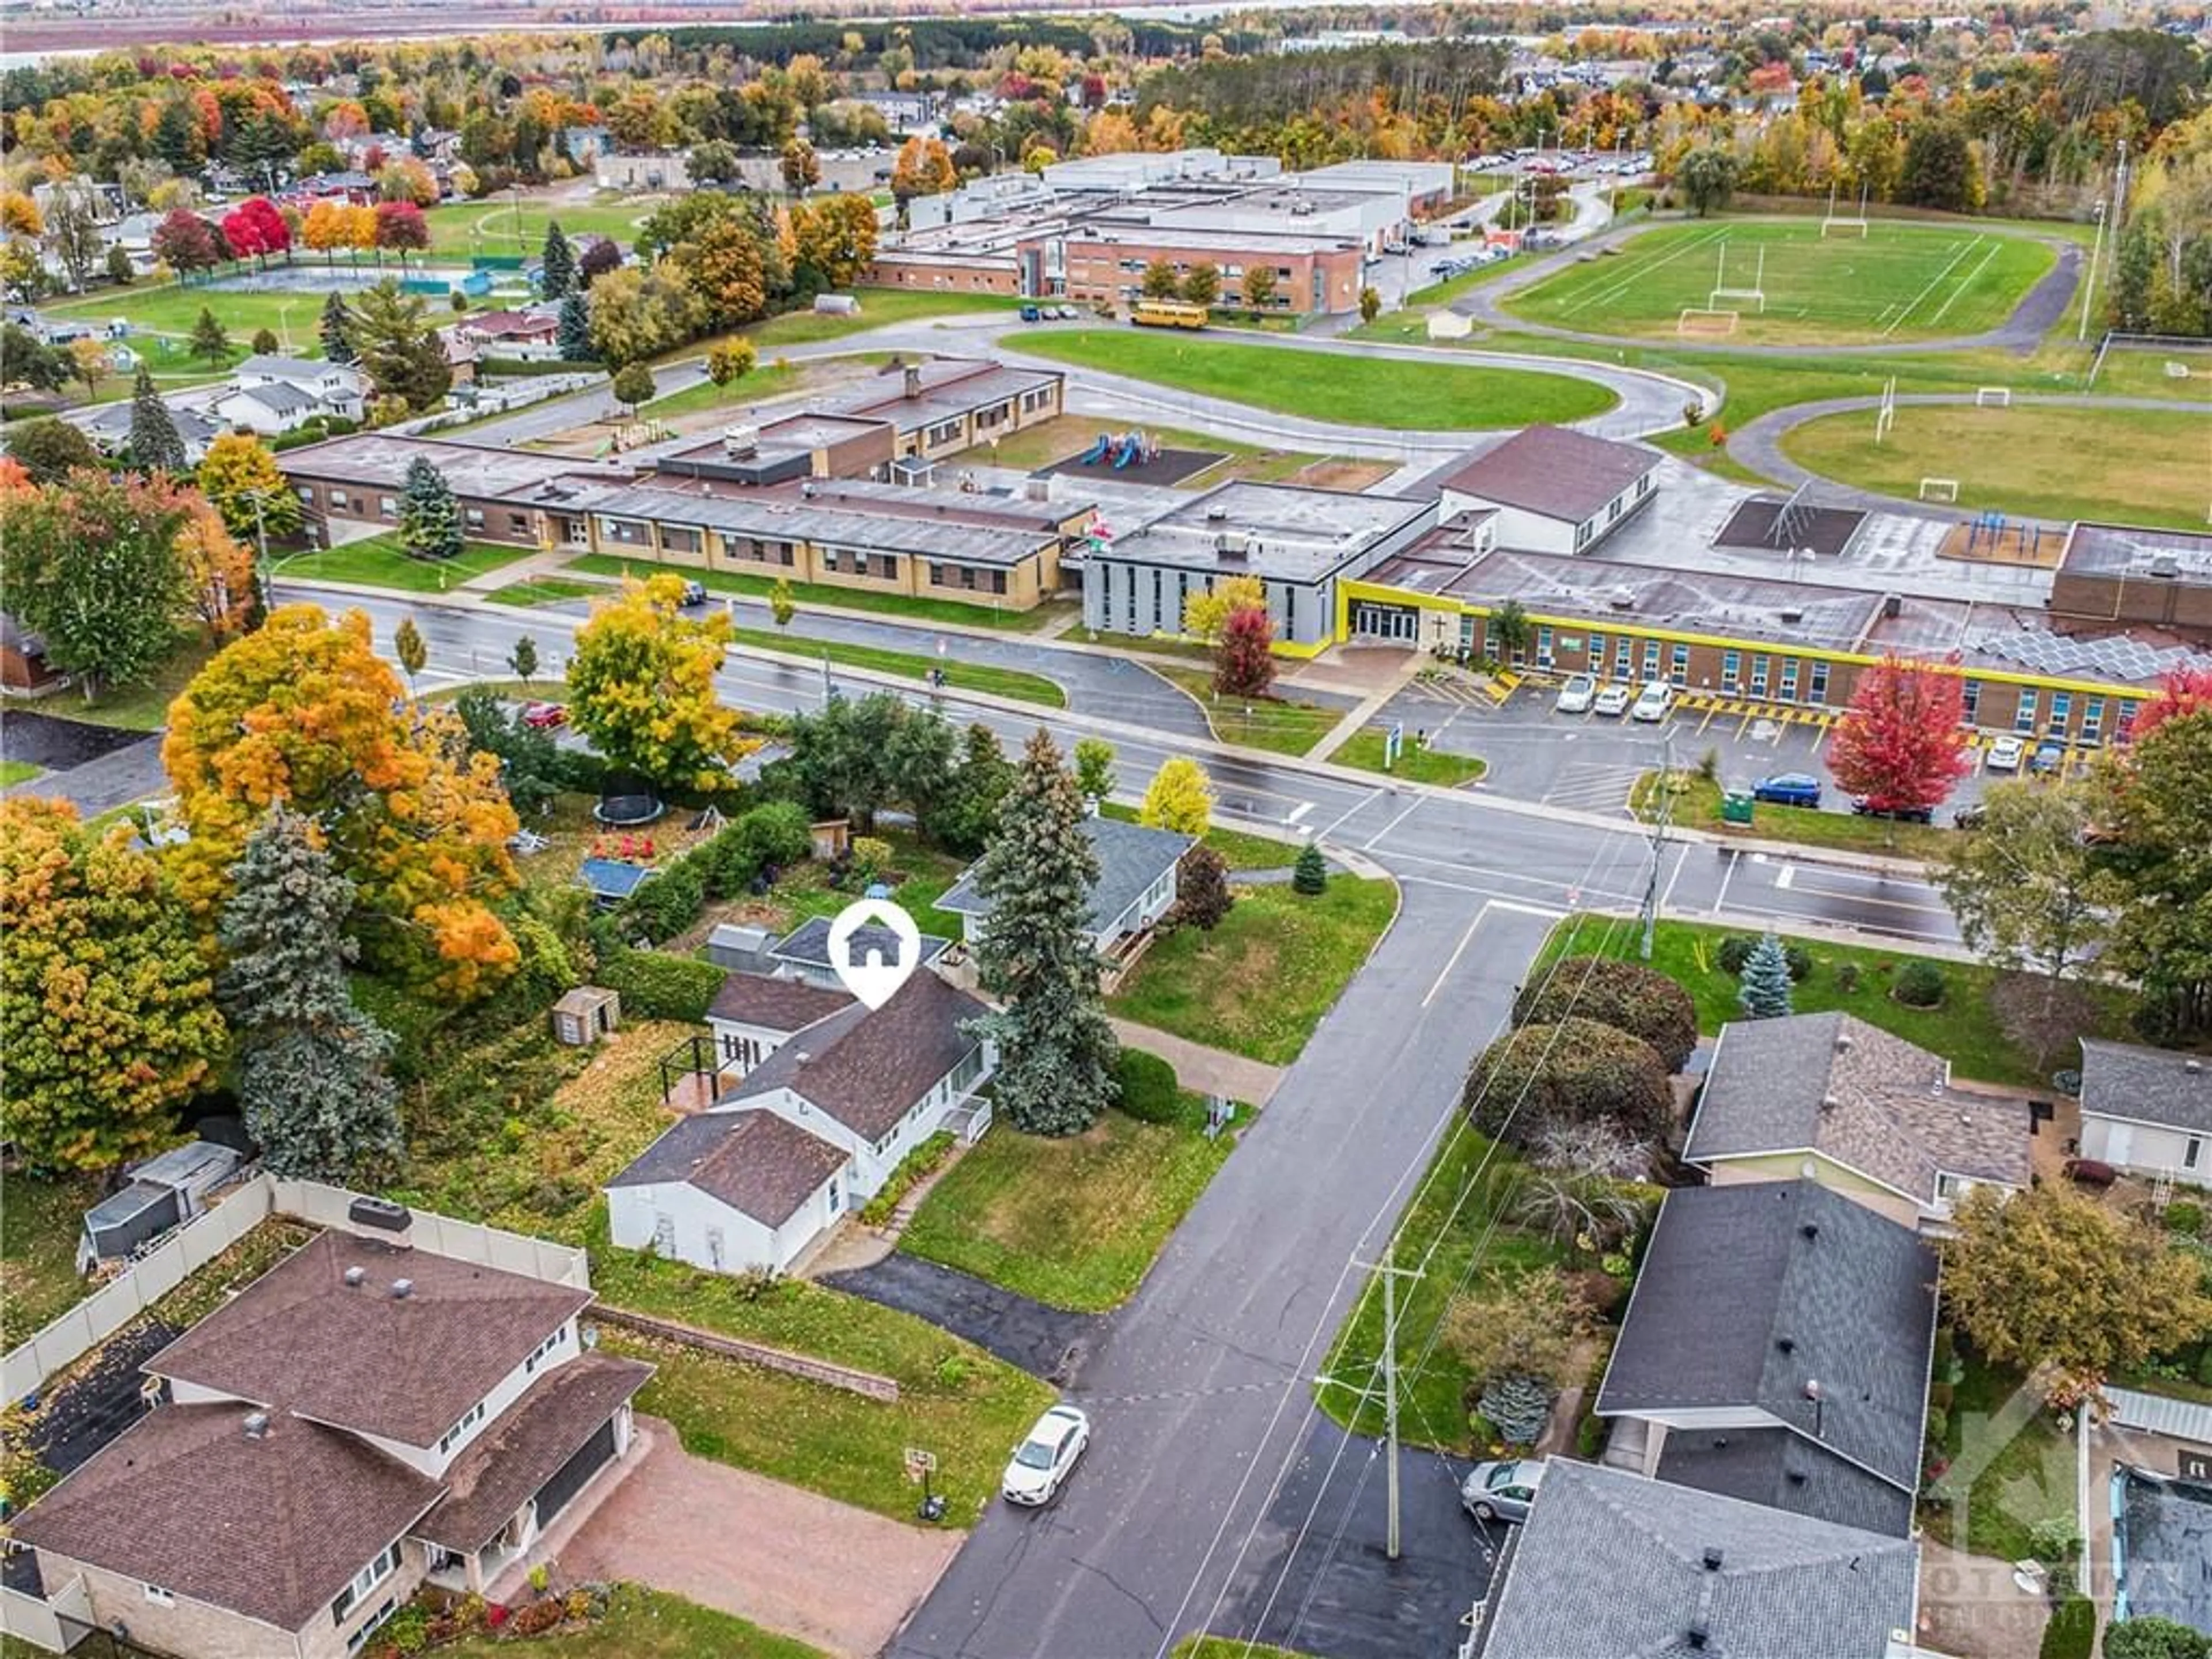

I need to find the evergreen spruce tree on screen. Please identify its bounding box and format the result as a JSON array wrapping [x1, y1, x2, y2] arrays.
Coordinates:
[[540, 220, 577, 298], [556, 290, 592, 361], [397, 453, 463, 561], [1293, 839, 1328, 895], [969, 730, 1120, 1136], [1737, 929, 1796, 1020], [189, 305, 231, 366], [127, 364, 186, 472], [319, 289, 356, 364], [217, 806, 400, 1181]]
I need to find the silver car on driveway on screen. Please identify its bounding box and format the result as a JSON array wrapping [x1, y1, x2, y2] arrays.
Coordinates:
[[1461, 1457, 1546, 1524]]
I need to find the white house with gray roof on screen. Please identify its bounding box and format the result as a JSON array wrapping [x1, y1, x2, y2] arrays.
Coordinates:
[[1595, 1180, 1938, 1538], [936, 813, 1194, 968], [1471, 1460, 1920, 1659], [1685, 1013, 2032, 1231], [1437, 423, 1660, 556], [213, 354, 368, 434], [2077, 1037, 2212, 1187]]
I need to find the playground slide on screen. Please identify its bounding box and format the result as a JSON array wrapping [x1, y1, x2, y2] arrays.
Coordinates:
[[1113, 438, 1138, 469], [1079, 435, 1111, 465]]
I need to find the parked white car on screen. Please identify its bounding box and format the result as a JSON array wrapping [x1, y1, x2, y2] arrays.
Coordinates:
[[1631, 680, 1674, 722], [1593, 683, 1633, 717], [1985, 735, 2025, 772], [1003, 1405, 1090, 1506], [1555, 673, 1597, 714]]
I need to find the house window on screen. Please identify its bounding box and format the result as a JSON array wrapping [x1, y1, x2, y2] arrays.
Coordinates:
[[2082, 698, 2104, 743], [437, 1397, 488, 1455], [1935, 1173, 1965, 1202], [1748, 656, 1769, 698], [1721, 650, 1740, 692], [2119, 699, 2141, 740], [1614, 636, 1633, 677], [507, 513, 531, 537], [1779, 658, 1798, 701], [1535, 624, 1553, 668], [2014, 688, 2037, 733], [2047, 690, 2071, 737], [330, 489, 350, 509], [706, 1227, 725, 1270], [465, 507, 484, 528], [1641, 639, 1660, 679], [523, 1325, 563, 1375], [1668, 642, 1689, 685], [1961, 679, 1982, 723], [827, 1176, 841, 1213], [378, 496, 397, 518], [1586, 632, 1606, 672], [1808, 660, 1830, 703], [331, 1543, 401, 1623], [145, 1585, 176, 1608], [2187, 1138, 2203, 1171]]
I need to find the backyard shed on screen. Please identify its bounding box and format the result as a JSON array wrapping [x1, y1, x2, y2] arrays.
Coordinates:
[[809, 820, 850, 861], [706, 923, 775, 972], [78, 1141, 243, 1271], [551, 986, 621, 1046]]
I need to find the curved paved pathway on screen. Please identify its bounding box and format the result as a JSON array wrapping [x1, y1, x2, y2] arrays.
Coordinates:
[[1730, 389, 2212, 525], [1455, 213, 2085, 359]]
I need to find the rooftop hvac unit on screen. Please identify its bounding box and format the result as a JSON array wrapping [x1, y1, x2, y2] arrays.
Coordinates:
[[1778, 606, 1804, 624], [1205, 505, 1229, 522], [723, 425, 760, 457], [1882, 592, 1903, 619], [1606, 585, 1636, 610], [347, 1195, 411, 1233], [2149, 552, 2181, 578]]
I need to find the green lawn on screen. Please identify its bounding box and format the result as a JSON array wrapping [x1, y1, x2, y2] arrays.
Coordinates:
[[486, 577, 603, 607], [1109, 877, 1398, 1065], [1159, 667, 1340, 757], [42, 270, 498, 347], [273, 535, 537, 592], [1922, 1344, 2075, 1564], [742, 827, 971, 942], [0, 758, 43, 787], [1173, 1640, 1319, 1659], [1319, 1128, 1569, 1452], [901, 1088, 1237, 1312], [726, 626, 1065, 709], [1018, 331, 1616, 429], [430, 1584, 825, 1659], [2085, 344, 2212, 403], [1099, 800, 1298, 871], [0, 1173, 104, 1347], [567, 553, 1075, 633], [1335, 728, 1487, 787], [420, 195, 654, 256], [589, 1224, 1055, 1526], [63, 628, 215, 732], [1502, 219, 2055, 346], [744, 286, 1025, 347], [1779, 403, 2212, 529], [1533, 913, 2125, 1088], [635, 359, 806, 419], [1633, 771, 1950, 861]]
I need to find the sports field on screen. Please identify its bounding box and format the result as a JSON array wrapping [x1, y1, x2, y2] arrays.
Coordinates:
[[1503, 219, 2056, 346], [1780, 404, 2212, 528]]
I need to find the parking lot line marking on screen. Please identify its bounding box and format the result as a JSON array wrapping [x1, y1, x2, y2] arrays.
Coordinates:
[[1313, 789, 1387, 843], [1287, 802, 1313, 826], [1712, 848, 1742, 914]]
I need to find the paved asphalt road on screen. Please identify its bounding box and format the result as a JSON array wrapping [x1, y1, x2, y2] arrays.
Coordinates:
[[287, 582, 1964, 1657]]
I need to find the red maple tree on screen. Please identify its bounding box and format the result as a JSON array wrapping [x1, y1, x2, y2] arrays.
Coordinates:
[[1827, 653, 1972, 811], [2126, 665, 2212, 742], [1213, 603, 1277, 700]]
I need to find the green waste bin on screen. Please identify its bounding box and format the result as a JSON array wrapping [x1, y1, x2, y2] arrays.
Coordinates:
[[1720, 790, 1755, 826]]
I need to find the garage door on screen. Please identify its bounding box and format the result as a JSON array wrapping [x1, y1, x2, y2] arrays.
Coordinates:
[[535, 1416, 619, 1527]]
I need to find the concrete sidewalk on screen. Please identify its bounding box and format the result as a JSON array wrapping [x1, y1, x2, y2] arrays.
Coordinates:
[[1109, 1017, 1286, 1107]]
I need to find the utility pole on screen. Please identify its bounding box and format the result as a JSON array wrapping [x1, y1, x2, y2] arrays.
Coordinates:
[[1641, 732, 1672, 961], [1348, 1257, 1423, 1560], [2077, 196, 2107, 343]]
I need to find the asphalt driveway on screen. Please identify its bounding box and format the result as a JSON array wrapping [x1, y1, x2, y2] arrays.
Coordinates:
[[554, 1417, 961, 1659], [823, 1253, 1100, 1384]]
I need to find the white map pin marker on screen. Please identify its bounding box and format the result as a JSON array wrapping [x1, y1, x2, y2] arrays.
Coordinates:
[[826, 899, 922, 1010]]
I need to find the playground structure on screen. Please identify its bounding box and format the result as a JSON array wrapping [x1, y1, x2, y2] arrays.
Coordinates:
[[1080, 430, 1164, 471], [1938, 511, 2063, 567]]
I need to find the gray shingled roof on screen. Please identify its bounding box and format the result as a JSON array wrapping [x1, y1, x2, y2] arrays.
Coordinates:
[[707, 970, 855, 1035], [1654, 1423, 1914, 1537], [2079, 1037, 2212, 1135], [937, 815, 1192, 940], [1685, 1013, 2031, 1205], [1596, 1181, 1937, 1521], [229, 380, 320, 416], [1439, 423, 1658, 524], [607, 1108, 849, 1226], [1473, 1460, 1918, 1659], [771, 915, 949, 976], [719, 971, 990, 1142]]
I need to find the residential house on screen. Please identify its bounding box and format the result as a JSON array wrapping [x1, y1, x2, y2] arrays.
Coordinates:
[[1595, 1180, 1938, 1537], [10, 1229, 652, 1659], [1, 609, 61, 693], [937, 814, 1194, 971], [1435, 424, 1661, 556], [607, 969, 994, 1277], [1471, 1460, 1920, 1658], [212, 354, 368, 435], [762, 914, 950, 994], [2077, 1038, 2212, 1188], [77, 396, 223, 465], [1684, 1012, 2032, 1230], [706, 968, 854, 1077], [456, 310, 561, 361]]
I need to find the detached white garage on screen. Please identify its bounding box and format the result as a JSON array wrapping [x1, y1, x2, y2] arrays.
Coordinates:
[[1437, 424, 1661, 556], [607, 1109, 852, 1277]]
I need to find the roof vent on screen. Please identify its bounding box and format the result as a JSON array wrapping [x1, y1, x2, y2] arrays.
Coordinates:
[[343, 1266, 367, 1287], [243, 1411, 270, 1440], [2149, 552, 2181, 578], [1776, 1336, 1795, 1355], [1606, 585, 1635, 610], [2188, 1059, 2203, 1074], [1205, 505, 1229, 522], [391, 1278, 414, 1300], [1778, 605, 1804, 623], [1800, 1222, 1819, 1241], [1702, 1547, 1725, 1572], [1835, 1032, 1853, 1052], [1820, 1093, 1841, 1112], [1686, 1622, 1710, 1650]]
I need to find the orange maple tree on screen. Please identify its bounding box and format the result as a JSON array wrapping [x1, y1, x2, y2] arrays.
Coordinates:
[[162, 604, 522, 997]]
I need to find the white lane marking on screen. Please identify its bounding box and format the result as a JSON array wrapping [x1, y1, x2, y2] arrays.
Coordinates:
[[1712, 848, 1741, 915], [1775, 865, 1796, 890], [1423, 906, 1493, 1008], [1287, 802, 1313, 826], [1360, 796, 1425, 852], [1313, 789, 1387, 843]]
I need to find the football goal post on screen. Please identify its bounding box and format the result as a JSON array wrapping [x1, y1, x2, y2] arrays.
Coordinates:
[[1821, 183, 1871, 238], [1874, 376, 1897, 444], [1709, 243, 1767, 313], [1919, 477, 1961, 503]]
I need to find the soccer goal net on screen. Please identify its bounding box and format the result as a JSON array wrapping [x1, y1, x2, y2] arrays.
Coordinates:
[[1677, 308, 1740, 337], [1919, 477, 1961, 503]]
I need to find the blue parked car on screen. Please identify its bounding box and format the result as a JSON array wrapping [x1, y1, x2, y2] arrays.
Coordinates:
[[1752, 772, 1823, 808]]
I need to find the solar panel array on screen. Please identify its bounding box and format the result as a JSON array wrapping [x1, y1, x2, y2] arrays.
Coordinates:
[[1970, 628, 2212, 682]]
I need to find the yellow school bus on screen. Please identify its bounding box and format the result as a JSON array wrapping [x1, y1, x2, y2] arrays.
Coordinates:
[[1130, 298, 1209, 329]]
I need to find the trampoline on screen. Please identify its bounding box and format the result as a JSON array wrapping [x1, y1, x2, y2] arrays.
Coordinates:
[[2112, 1465, 2212, 1632], [594, 791, 665, 827]]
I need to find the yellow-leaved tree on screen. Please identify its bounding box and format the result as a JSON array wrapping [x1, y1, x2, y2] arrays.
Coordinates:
[[566, 574, 758, 793], [161, 604, 521, 997], [1138, 756, 1213, 836], [1181, 573, 1265, 644]]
